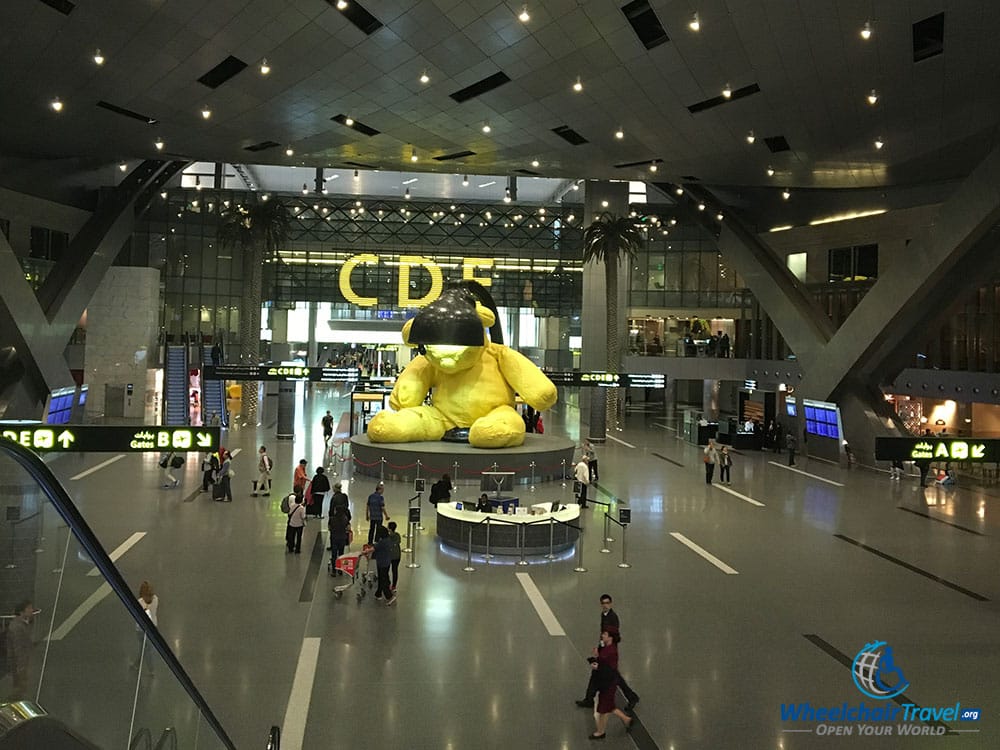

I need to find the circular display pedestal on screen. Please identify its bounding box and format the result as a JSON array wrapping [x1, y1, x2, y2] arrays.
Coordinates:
[[436, 503, 581, 555]]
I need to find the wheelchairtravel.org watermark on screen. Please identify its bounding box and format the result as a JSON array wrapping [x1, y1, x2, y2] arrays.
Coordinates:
[[781, 641, 982, 738]]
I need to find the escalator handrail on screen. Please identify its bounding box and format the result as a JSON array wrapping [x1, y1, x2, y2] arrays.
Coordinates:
[[0, 440, 237, 750]]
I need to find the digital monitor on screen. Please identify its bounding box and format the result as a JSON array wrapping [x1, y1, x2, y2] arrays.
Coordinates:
[[785, 398, 797, 417], [803, 399, 840, 440]]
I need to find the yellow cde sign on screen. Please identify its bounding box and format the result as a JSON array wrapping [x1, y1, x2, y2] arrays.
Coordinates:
[[339, 254, 494, 308]]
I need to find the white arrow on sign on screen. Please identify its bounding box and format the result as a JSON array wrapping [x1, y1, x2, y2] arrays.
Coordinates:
[[57, 430, 75, 449], [196, 432, 213, 448], [972, 444, 986, 459]]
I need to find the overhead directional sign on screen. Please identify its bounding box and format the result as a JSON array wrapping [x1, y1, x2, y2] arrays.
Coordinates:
[[203, 364, 361, 383], [544, 371, 667, 388], [0, 425, 220, 453], [875, 437, 998, 462]]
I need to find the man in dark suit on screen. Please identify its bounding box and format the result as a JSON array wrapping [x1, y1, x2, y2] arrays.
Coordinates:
[[575, 594, 640, 713]]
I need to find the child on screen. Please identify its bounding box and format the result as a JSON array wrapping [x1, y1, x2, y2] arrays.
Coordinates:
[[719, 445, 733, 485], [387, 521, 402, 592]]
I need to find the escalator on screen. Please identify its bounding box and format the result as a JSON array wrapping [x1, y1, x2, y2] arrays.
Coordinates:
[[200, 345, 228, 428], [163, 345, 189, 426], [0, 440, 278, 750]]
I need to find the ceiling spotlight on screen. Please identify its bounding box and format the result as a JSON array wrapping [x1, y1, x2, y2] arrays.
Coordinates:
[[766, 166, 775, 177], [615, 127, 624, 140], [118, 161, 127, 172], [420, 70, 430, 84], [669, 218, 677, 226], [649, 163, 658, 172], [571, 181, 580, 190], [404, 188, 411, 200], [746, 130, 755, 144], [518, 5, 530, 22], [302, 183, 309, 195], [93, 49, 105, 66], [674, 187, 683, 195], [573, 77, 583, 92], [410, 149, 418, 162], [601, 200, 609, 208], [867, 89, 879, 105], [50, 97, 63, 112], [689, 13, 700, 32], [160, 191, 167, 200], [336, 0, 348, 9], [285, 146, 294, 156], [259, 59, 270, 75], [462, 175, 469, 186], [482, 122, 491, 134], [861, 21, 873, 40], [355, 200, 362, 207], [504, 187, 511, 203], [697, 202, 706, 211], [531, 159, 539, 168], [782, 189, 791, 200], [716, 212, 724, 221], [345, 116, 354, 126], [874, 137, 884, 150], [154, 137, 164, 151], [201, 106, 211, 120], [722, 83, 732, 99]]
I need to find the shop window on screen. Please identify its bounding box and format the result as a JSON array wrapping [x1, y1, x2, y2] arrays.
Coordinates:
[[828, 244, 877, 282]]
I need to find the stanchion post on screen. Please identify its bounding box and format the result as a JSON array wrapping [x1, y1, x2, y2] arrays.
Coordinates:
[[618, 524, 631, 569], [406, 520, 420, 568], [402, 516, 413, 554], [545, 517, 556, 560], [453, 461, 459, 487], [484, 516, 493, 561], [463, 525, 476, 572], [573, 525, 586, 573], [529, 461, 536, 492], [604, 513, 615, 543], [380, 456, 385, 483], [561, 459, 567, 487], [516, 522, 529, 566], [416, 459, 422, 481], [600, 515, 612, 554]]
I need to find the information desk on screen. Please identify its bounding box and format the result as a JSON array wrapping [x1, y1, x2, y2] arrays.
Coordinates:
[[437, 502, 580, 556]]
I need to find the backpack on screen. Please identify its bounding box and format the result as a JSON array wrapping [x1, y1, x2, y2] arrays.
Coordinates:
[[280, 494, 292, 514]]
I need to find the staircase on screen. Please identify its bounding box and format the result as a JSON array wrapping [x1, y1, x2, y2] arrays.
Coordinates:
[[163, 345, 189, 425], [201, 345, 228, 427]]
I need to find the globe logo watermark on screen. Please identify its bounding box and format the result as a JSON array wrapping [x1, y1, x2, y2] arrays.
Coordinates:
[[851, 640, 910, 700]]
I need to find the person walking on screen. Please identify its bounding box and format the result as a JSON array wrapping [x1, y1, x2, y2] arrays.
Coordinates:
[[428, 474, 453, 506], [293, 459, 309, 500], [584, 440, 599, 482], [307, 466, 331, 518], [328, 504, 351, 571], [366, 483, 390, 544], [200, 450, 219, 493], [719, 445, 733, 485], [160, 451, 179, 488], [6, 600, 34, 700], [372, 526, 397, 605], [217, 449, 233, 502], [286, 494, 306, 553], [254, 446, 273, 496], [786, 432, 798, 467], [576, 594, 639, 713], [890, 458, 905, 481], [321, 410, 334, 445], [703, 438, 720, 484], [387, 520, 402, 592], [575, 456, 591, 508], [588, 628, 634, 739]]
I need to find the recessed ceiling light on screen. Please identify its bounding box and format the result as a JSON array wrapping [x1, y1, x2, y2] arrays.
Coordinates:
[[573, 77, 583, 93], [154, 137, 164, 151], [160, 191, 167, 200], [285, 146, 294, 156], [482, 122, 491, 134], [462, 175, 469, 186], [531, 159, 539, 168], [867, 89, 879, 105], [766, 166, 775, 177], [615, 127, 624, 139], [336, 0, 348, 9], [874, 137, 884, 149], [50, 97, 63, 112], [355, 200, 362, 207], [201, 106, 211, 120], [93, 49, 105, 66], [259, 59, 270, 75], [746, 130, 755, 144], [689, 13, 700, 32], [345, 116, 354, 126], [518, 5, 530, 23], [601, 200, 609, 208], [261, 194, 269, 201], [675, 187, 683, 196], [450, 204, 456, 210], [649, 163, 658, 172], [420, 70, 430, 84], [722, 83, 732, 99], [861, 20, 873, 40], [669, 218, 677, 225], [716, 212, 724, 221], [782, 189, 791, 200], [697, 202, 706, 211]]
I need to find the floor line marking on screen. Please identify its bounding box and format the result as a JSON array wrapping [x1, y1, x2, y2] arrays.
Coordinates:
[[298, 531, 325, 602], [767, 461, 844, 487], [87, 532, 146, 576], [229, 448, 242, 457], [49, 583, 113, 640], [281, 637, 321, 750], [651, 451, 684, 468], [606, 435, 637, 449], [896, 506, 985, 536], [182, 487, 201, 503], [833, 534, 989, 601], [70, 454, 125, 481], [652, 422, 678, 432], [669, 532, 739, 574], [515, 572, 566, 636], [714, 484, 765, 507]]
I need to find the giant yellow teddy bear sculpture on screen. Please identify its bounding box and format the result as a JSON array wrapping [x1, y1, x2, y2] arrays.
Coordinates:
[[367, 286, 557, 448]]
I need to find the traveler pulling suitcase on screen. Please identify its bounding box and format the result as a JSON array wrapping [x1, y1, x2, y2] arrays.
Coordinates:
[[212, 478, 226, 500]]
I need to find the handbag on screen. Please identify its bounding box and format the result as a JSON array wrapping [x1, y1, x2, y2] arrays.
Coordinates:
[[304, 481, 313, 505], [703, 454, 710, 464]]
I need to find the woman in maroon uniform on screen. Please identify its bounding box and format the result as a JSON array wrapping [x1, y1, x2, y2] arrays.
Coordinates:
[[589, 627, 633, 739]]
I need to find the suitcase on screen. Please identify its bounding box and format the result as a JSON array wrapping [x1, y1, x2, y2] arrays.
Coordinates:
[[212, 481, 226, 500]]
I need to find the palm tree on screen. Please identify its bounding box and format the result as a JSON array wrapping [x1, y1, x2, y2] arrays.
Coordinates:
[[582, 212, 643, 435], [217, 199, 291, 425]]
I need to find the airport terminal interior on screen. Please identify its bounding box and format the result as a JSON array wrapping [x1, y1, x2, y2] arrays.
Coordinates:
[[2, 1, 1000, 748]]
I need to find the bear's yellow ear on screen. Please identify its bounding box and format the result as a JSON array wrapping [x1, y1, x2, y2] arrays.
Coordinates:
[[475, 302, 496, 328], [401, 319, 415, 346]]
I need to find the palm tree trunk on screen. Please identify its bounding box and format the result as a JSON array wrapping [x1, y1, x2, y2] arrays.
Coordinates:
[[239, 242, 263, 425], [605, 258, 621, 431]]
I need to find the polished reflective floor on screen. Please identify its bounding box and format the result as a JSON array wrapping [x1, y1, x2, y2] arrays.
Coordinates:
[[33, 386, 1000, 749]]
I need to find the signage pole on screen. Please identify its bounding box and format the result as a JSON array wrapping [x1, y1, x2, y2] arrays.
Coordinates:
[[600, 515, 611, 554], [529, 461, 536, 492], [573, 526, 586, 573], [463, 526, 476, 572], [545, 517, 556, 560], [618, 525, 631, 569], [484, 517, 493, 561], [406, 521, 420, 569], [517, 523, 529, 566]]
